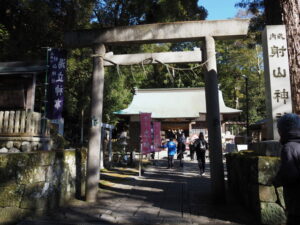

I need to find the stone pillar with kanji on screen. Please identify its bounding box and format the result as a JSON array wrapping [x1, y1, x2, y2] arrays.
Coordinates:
[[263, 25, 293, 140]]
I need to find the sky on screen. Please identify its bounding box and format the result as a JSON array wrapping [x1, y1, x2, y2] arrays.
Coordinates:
[[199, 0, 241, 20]]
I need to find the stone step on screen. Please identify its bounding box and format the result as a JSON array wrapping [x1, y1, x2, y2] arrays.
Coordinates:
[[18, 219, 112, 225]]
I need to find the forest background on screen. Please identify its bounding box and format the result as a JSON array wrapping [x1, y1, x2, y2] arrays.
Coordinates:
[[0, 0, 268, 145]]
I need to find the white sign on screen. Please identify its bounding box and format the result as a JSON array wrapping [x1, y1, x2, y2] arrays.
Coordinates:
[[263, 25, 292, 140]]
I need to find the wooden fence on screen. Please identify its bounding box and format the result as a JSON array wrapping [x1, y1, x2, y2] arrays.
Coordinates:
[[0, 110, 50, 137]]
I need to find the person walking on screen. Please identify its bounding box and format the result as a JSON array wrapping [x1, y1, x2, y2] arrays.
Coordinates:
[[193, 132, 208, 175], [189, 135, 197, 161], [274, 113, 300, 225], [161, 137, 177, 168], [189, 141, 195, 161], [177, 132, 186, 167]]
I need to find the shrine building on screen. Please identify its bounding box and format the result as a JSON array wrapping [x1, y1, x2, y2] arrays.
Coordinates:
[[115, 87, 241, 151]]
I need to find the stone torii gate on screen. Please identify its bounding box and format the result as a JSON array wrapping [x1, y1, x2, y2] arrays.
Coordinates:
[[64, 19, 249, 202]]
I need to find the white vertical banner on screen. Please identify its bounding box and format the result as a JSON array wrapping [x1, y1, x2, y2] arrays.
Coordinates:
[[262, 25, 292, 140]]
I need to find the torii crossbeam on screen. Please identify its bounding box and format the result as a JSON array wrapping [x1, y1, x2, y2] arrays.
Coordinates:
[[65, 19, 248, 47], [64, 19, 249, 203], [103, 49, 202, 66]]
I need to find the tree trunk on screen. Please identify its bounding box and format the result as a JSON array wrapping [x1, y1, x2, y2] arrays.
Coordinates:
[[280, 0, 300, 113]]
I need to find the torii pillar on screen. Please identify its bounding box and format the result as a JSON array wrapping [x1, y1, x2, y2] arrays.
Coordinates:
[[204, 36, 225, 203], [86, 44, 105, 202], [64, 19, 249, 202]]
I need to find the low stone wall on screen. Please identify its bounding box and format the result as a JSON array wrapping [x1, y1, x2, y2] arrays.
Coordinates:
[[0, 149, 87, 225], [226, 151, 286, 225], [249, 141, 281, 157], [0, 136, 51, 153]]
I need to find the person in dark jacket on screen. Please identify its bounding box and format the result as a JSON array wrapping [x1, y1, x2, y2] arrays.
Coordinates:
[[177, 132, 186, 167], [193, 132, 208, 175], [274, 113, 300, 225], [189, 140, 195, 160]]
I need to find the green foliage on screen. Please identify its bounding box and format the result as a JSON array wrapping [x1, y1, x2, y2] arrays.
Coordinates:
[[63, 48, 93, 143], [217, 38, 266, 124], [0, 24, 9, 42], [92, 0, 207, 26], [103, 67, 133, 124], [236, 0, 283, 30], [235, 0, 264, 15], [0, 23, 9, 56], [0, 0, 95, 60], [235, 0, 265, 42]]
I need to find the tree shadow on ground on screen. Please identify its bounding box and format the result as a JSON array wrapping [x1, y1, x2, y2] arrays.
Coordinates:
[[94, 159, 258, 225]]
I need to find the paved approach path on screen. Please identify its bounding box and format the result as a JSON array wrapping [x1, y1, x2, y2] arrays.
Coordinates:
[[19, 159, 256, 225]]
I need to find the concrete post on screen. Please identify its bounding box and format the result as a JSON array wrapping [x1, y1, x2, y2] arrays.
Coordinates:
[[108, 129, 113, 164], [26, 73, 36, 110], [203, 36, 225, 203], [86, 44, 105, 202], [100, 127, 105, 169]]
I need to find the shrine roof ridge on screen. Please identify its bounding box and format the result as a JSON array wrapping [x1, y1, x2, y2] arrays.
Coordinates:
[[115, 87, 242, 118], [133, 87, 205, 93]]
